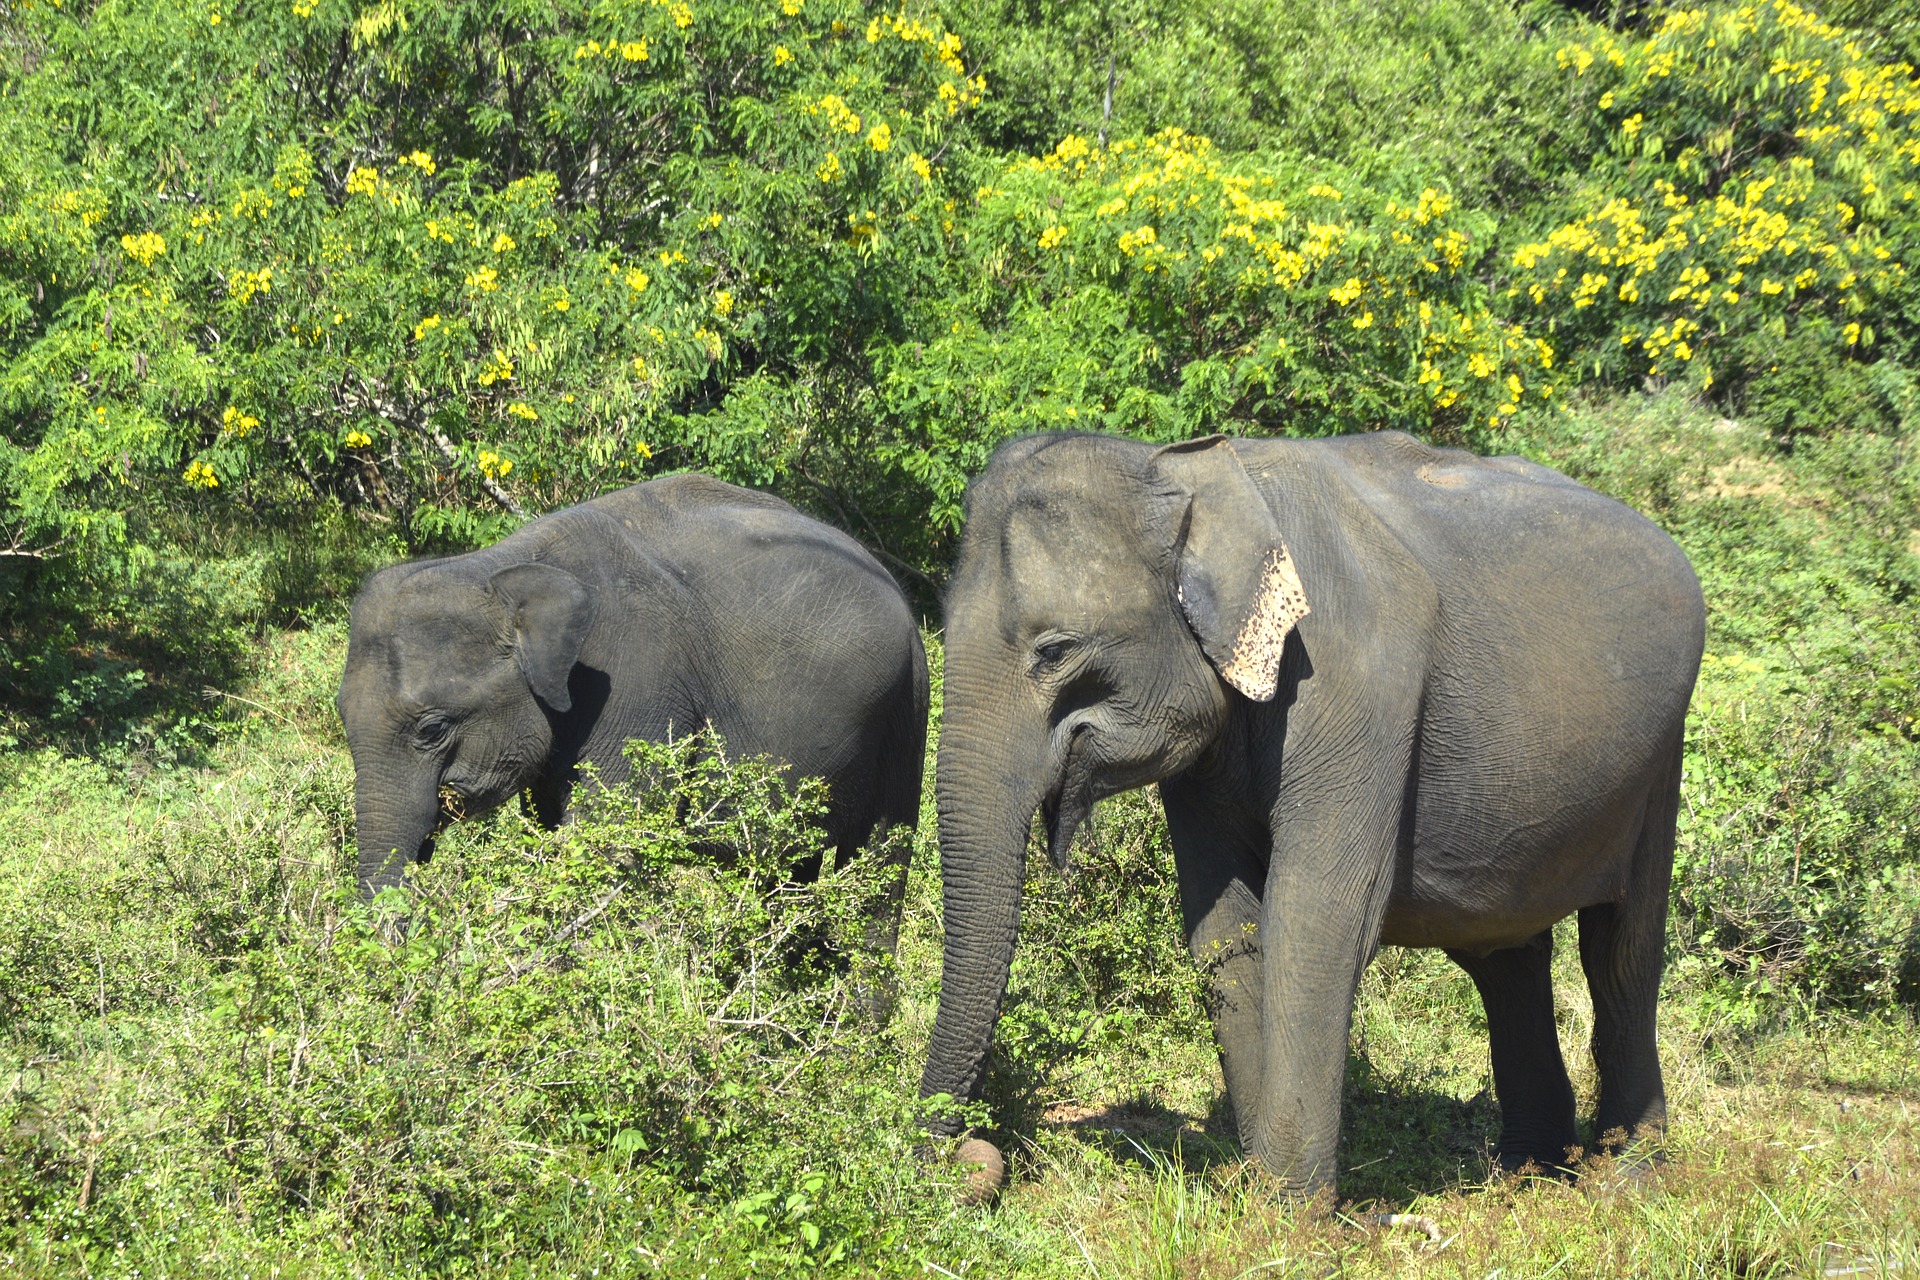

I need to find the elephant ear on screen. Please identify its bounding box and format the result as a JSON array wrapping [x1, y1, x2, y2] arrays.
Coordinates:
[[1150, 437, 1310, 703], [488, 563, 596, 712]]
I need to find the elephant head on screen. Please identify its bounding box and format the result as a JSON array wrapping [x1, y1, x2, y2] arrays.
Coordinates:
[[336, 559, 597, 895], [919, 433, 1308, 1127]]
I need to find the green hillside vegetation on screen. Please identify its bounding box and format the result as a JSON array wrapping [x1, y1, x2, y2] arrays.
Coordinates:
[[2, 0, 1918, 1272]]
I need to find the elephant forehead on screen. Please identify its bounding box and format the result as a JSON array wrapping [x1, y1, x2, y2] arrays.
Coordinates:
[[952, 494, 1166, 642], [348, 606, 509, 701]]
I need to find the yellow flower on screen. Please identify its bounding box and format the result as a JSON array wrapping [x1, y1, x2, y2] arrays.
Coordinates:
[[1351, 311, 1373, 329], [346, 167, 381, 196], [182, 460, 220, 489], [403, 150, 436, 175], [119, 232, 166, 265], [466, 265, 500, 292], [625, 267, 651, 293], [221, 405, 260, 438], [621, 39, 648, 61], [508, 402, 539, 421], [713, 290, 734, 316], [867, 122, 892, 152], [561, 393, 575, 403], [636, 440, 654, 458], [478, 349, 515, 385], [907, 152, 931, 182], [413, 314, 442, 341], [227, 267, 273, 305], [1039, 224, 1068, 250], [780, 0, 801, 13], [208, 8, 220, 23], [492, 232, 516, 253], [344, 430, 373, 448], [1622, 113, 1643, 137], [669, 2, 692, 28], [699, 212, 723, 230], [773, 44, 793, 66], [818, 151, 842, 183], [477, 450, 514, 478]]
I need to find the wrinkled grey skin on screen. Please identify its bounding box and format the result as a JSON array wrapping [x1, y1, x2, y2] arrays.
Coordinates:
[[920, 431, 1703, 1196], [338, 475, 928, 959]]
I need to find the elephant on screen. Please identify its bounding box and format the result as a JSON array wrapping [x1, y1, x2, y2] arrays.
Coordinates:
[[336, 473, 928, 967], [918, 430, 1704, 1197]]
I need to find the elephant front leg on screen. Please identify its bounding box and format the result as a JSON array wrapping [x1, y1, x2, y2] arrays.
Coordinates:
[[1249, 804, 1401, 1196], [1164, 786, 1269, 1146]]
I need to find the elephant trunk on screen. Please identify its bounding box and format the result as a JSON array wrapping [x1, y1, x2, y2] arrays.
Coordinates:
[[352, 777, 442, 897], [917, 678, 1045, 1135]]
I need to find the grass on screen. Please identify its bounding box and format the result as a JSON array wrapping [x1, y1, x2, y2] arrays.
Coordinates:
[[1, 390, 1917, 1276]]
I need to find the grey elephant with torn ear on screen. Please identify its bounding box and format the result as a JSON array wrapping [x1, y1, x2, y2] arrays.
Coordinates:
[[919, 430, 1703, 1197], [336, 474, 929, 999]]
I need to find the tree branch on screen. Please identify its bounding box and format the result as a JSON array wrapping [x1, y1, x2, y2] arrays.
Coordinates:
[[340, 374, 529, 519]]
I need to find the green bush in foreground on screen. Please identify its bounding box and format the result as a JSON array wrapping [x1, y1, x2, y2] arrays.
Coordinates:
[[0, 735, 954, 1274]]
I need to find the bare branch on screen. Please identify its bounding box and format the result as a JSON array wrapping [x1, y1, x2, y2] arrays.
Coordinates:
[[339, 374, 529, 519]]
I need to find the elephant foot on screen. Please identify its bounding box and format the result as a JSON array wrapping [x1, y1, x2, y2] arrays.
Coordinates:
[[1492, 1144, 1581, 1180]]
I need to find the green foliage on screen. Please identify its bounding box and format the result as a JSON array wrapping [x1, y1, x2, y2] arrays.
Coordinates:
[[954, 0, 1590, 210], [1501, 1, 1920, 406], [0, 0, 979, 596], [866, 134, 1551, 534], [980, 787, 1208, 1139], [0, 731, 944, 1273]]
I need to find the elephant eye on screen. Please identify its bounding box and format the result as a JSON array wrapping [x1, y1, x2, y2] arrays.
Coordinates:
[[413, 717, 452, 750], [1030, 636, 1076, 675]]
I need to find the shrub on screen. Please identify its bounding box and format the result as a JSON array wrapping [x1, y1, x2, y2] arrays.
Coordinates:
[[868, 131, 1555, 534], [1502, 1, 1920, 404], [0, 734, 939, 1273]]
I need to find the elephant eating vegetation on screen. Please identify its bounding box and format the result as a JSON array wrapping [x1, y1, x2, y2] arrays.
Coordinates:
[[336, 474, 929, 1010], [919, 431, 1703, 1198]]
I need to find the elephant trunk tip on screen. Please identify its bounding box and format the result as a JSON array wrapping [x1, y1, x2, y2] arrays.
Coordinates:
[[953, 1138, 1006, 1206]]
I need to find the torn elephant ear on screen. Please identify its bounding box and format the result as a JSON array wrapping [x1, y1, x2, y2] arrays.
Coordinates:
[[1152, 436, 1311, 703]]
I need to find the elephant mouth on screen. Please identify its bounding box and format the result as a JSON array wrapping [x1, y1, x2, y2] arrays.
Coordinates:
[[1039, 724, 1095, 870]]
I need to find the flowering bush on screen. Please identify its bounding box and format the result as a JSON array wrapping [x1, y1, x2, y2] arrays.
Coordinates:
[[0, 0, 977, 582], [1504, 1, 1920, 409], [869, 131, 1549, 530]]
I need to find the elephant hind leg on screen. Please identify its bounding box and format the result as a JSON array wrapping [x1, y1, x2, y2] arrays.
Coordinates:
[[1448, 930, 1579, 1172], [1578, 739, 1681, 1154]]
